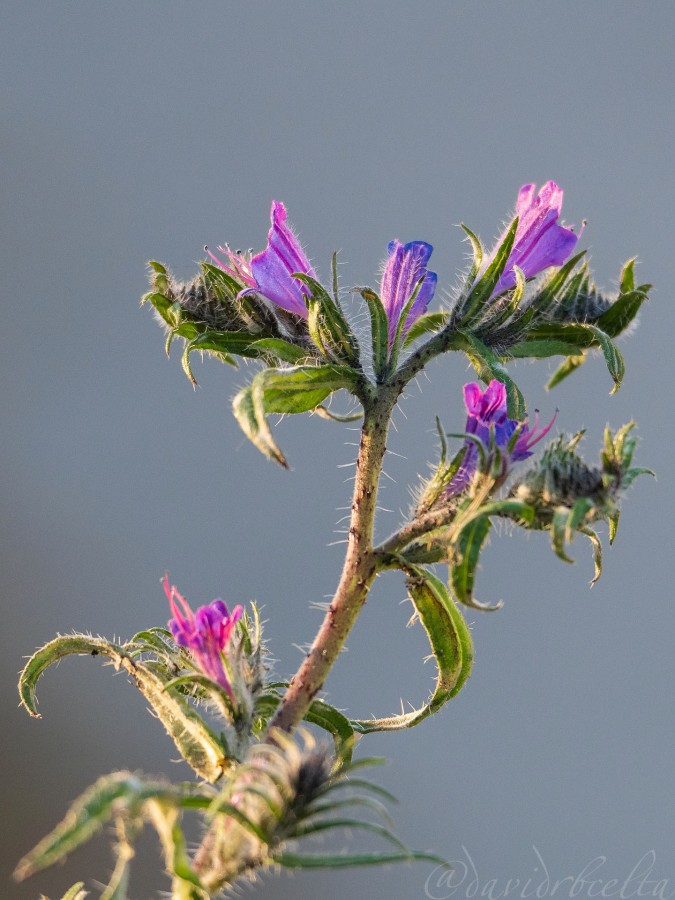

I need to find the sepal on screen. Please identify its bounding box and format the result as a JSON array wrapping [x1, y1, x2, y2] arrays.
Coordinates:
[[293, 270, 361, 367], [414, 416, 468, 515], [456, 219, 518, 324]]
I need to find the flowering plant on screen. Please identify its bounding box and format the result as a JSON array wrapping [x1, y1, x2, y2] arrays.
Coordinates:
[[16, 183, 652, 898]]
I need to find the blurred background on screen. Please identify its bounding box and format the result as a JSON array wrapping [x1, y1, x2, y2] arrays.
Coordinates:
[[2, 2, 674, 898]]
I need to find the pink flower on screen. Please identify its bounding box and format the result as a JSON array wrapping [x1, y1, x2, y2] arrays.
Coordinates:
[[446, 380, 556, 496], [164, 574, 243, 697], [490, 181, 580, 297]]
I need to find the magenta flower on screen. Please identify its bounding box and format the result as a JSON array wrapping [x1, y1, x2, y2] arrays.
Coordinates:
[[208, 201, 315, 318], [163, 574, 243, 697], [446, 379, 555, 496], [380, 240, 437, 347], [490, 181, 580, 297], [249, 201, 316, 317]]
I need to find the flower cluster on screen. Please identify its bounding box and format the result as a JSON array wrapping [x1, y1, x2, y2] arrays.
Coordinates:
[[207, 182, 577, 341]]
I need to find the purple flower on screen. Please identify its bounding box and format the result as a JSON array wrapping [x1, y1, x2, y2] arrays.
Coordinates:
[[490, 181, 581, 297], [208, 201, 315, 318], [249, 201, 316, 317], [380, 240, 437, 347], [446, 379, 555, 496], [164, 574, 243, 697]]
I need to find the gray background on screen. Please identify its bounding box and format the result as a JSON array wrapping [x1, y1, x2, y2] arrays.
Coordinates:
[[2, 2, 673, 898]]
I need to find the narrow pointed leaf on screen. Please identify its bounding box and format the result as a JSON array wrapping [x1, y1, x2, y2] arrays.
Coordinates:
[[509, 339, 584, 359], [275, 850, 449, 869], [358, 287, 389, 378], [292, 818, 409, 852], [580, 527, 603, 585], [403, 311, 449, 347], [551, 508, 575, 564], [450, 515, 500, 611], [19, 635, 226, 782], [459, 217, 518, 323], [352, 566, 473, 732], [583, 325, 625, 393], [459, 223, 484, 290], [547, 352, 587, 390], [595, 289, 647, 338], [250, 338, 310, 364], [530, 251, 588, 316], [15, 773, 144, 880], [608, 511, 620, 545]]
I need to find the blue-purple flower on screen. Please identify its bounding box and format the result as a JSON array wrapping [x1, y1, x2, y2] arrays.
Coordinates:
[[164, 574, 243, 697], [380, 240, 437, 347], [446, 379, 555, 496], [490, 181, 581, 297]]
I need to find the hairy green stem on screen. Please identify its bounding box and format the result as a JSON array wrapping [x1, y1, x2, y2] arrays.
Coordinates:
[[267, 324, 463, 734], [268, 386, 395, 733]]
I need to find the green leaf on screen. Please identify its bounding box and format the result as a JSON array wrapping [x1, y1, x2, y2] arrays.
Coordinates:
[[546, 352, 587, 390], [459, 223, 484, 287], [403, 311, 449, 347], [180, 332, 265, 384], [254, 692, 355, 759], [509, 339, 585, 359], [459, 331, 526, 420], [621, 466, 655, 489], [232, 365, 360, 466], [583, 325, 625, 393], [292, 817, 409, 852], [526, 322, 598, 348], [580, 527, 603, 586], [551, 508, 576, 564], [352, 566, 473, 732], [608, 511, 620, 545], [304, 699, 355, 763], [450, 516, 497, 610], [358, 287, 390, 379], [275, 849, 449, 870], [529, 251, 588, 316], [595, 289, 647, 338], [619, 258, 636, 293], [459, 218, 518, 324], [15, 772, 144, 880], [19, 635, 227, 782], [250, 338, 309, 364], [448, 499, 534, 609]]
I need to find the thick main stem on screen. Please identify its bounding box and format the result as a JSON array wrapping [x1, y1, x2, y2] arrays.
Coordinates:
[[268, 387, 394, 733]]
